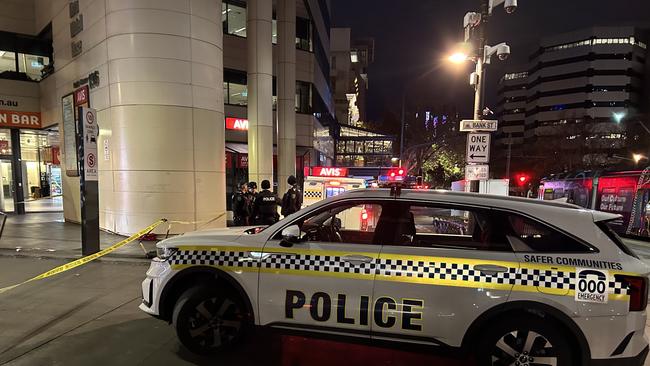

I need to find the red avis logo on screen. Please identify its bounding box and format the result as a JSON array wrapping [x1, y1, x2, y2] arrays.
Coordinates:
[[225, 117, 249, 130], [313, 167, 348, 177]]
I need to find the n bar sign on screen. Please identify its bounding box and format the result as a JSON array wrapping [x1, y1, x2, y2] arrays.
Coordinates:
[[0, 110, 42, 129], [466, 133, 490, 164]]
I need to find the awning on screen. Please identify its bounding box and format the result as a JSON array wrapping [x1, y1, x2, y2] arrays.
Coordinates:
[[225, 142, 311, 156]]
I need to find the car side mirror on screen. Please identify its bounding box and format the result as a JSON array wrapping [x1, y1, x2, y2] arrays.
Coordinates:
[[280, 225, 302, 247]]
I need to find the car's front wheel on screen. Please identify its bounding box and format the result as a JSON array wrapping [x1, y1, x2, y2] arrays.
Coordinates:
[[172, 286, 249, 355], [476, 315, 573, 366]]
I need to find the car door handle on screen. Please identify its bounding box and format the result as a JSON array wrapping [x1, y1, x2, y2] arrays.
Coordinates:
[[342, 255, 373, 265], [474, 264, 509, 276], [242, 252, 298, 262]]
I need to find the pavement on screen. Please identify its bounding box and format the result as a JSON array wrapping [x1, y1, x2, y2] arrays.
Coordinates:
[[0, 256, 466, 366], [0, 213, 157, 260], [1, 213, 650, 365]]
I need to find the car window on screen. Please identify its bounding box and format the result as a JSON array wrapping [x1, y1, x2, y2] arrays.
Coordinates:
[[297, 203, 383, 245], [506, 214, 592, 253], [380, 203, 511, 251]]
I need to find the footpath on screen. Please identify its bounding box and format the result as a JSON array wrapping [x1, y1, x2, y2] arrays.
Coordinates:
[[0, 212, 155, 261]]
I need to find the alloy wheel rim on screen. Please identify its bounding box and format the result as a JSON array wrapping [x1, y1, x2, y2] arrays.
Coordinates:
[[491, 329, 558, 366], [187, 296, 243, 349]]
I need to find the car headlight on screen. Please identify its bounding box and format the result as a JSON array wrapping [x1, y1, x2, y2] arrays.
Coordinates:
[[156, 246, 177, 260]]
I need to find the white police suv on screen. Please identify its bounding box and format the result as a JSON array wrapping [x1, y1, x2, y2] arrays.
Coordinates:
[[140, 189, 650, 365]]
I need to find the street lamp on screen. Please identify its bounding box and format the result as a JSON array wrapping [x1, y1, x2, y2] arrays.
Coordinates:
[[633, 153, 647, 164], [613, 112, 626, 123], [448, 52, 469, 64]]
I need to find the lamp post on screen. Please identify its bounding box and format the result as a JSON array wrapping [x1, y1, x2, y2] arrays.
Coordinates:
[[448, 0, 519, 192]]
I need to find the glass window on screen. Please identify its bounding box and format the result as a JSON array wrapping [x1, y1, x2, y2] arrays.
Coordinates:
[[506, 214, 591, 253], [0, 129, 11, 155], [386, 204, 511, 251], [224, 3, 246, 37], [228, 82, 247, 105], [295, 81, 311, 113], [296, 203, 384, 245], [19, 54, 50, 81], [296, 17, 312, 51], [223, 82, 229, 104], [272, 19, 277, 44], [0, 51, 17, 75]]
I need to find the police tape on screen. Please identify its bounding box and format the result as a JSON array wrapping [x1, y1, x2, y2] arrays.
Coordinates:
[[163, 212, 227, 236], [0, 218, 167, 295]]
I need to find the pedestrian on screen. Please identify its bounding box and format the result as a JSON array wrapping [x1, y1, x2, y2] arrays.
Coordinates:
[[252, 180, 281, 225], [231, 182, 250, 226], [281, 175, 303, 218]]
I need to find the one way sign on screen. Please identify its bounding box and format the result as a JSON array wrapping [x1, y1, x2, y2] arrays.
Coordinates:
[[466, 133, 490, 163]]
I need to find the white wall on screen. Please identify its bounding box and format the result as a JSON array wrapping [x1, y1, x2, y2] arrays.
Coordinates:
[[0, 0, 35, 35]]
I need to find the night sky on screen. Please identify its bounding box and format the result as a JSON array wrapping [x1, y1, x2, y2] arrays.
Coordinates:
[[331, 0, 650, 124]]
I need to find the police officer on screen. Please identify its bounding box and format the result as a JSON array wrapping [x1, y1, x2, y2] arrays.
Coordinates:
[[231, 182, 250, 226], [246, 181, 258, 219], [281, 175, 303, 218], [252, 180, 281, 225]]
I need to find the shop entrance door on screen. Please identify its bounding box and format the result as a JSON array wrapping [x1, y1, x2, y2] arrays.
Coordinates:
[[0, 159, 14, 212]]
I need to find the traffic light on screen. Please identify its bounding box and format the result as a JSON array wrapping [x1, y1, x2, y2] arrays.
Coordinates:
[[388, 168, 405, 181], [515, 173, 530, 186]]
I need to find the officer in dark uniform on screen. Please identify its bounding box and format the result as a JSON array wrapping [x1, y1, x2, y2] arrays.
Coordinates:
[[281, 175, 303, 218], [231, 182, 250, 226], [246, 181, 258, 219], [252, 180, 281, 225]]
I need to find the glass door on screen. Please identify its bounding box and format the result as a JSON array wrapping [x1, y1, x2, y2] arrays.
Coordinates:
[[0, 159, 13, 212]]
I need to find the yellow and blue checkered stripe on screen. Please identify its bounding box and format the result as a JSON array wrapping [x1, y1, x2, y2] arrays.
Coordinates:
[[169, 246, 629, 299]]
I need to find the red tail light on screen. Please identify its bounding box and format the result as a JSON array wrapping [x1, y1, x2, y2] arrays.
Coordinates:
[[616, 275, 648, 311]]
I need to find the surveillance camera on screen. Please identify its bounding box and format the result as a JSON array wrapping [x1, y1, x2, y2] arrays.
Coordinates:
[[497, 44, 511, 61], [504, 0, 517, 14]]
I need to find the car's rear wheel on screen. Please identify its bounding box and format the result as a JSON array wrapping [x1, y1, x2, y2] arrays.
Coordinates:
[[476, 315, 573, 366], [172, 285, 249, 355]]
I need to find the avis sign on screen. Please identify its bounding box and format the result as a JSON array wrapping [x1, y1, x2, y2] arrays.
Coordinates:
[[225, 117, 248, 131], [466, 133, 490, 164], [312, 167, 348, 177]]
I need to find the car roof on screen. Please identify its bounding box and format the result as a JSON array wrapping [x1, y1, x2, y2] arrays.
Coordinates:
[[338, 188, 580, 210]]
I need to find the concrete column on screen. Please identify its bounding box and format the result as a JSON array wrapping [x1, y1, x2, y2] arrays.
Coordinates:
[[246, 0, 274, 186], [104, 0, 226, 234], [277, 0, 296, 196]]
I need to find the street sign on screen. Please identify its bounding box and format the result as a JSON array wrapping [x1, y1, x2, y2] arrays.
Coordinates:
[[465, 164, 489, 180], [82, 108, 98, 181], [466, 133, 491, 163], [77, 106, 100, 255], [460, 119, 498, 132]]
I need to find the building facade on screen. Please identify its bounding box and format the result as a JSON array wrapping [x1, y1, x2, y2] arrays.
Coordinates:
[[330, 27, 373, 127], [0, 0, 334, 234], [495, 26, 650, 176]]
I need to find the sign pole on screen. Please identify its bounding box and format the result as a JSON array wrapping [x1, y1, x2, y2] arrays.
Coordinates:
[[78, 106, 99, 255], [460, 119, 497, 193]]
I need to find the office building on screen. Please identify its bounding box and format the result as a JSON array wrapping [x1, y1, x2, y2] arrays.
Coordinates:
[[495, 26, 649, 175], [0, 0, 334, 234], [330, 27, 374, 127]]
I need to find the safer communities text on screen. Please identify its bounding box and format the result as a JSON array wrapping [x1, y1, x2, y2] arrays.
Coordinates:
[[523, 255, 623, 271]]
